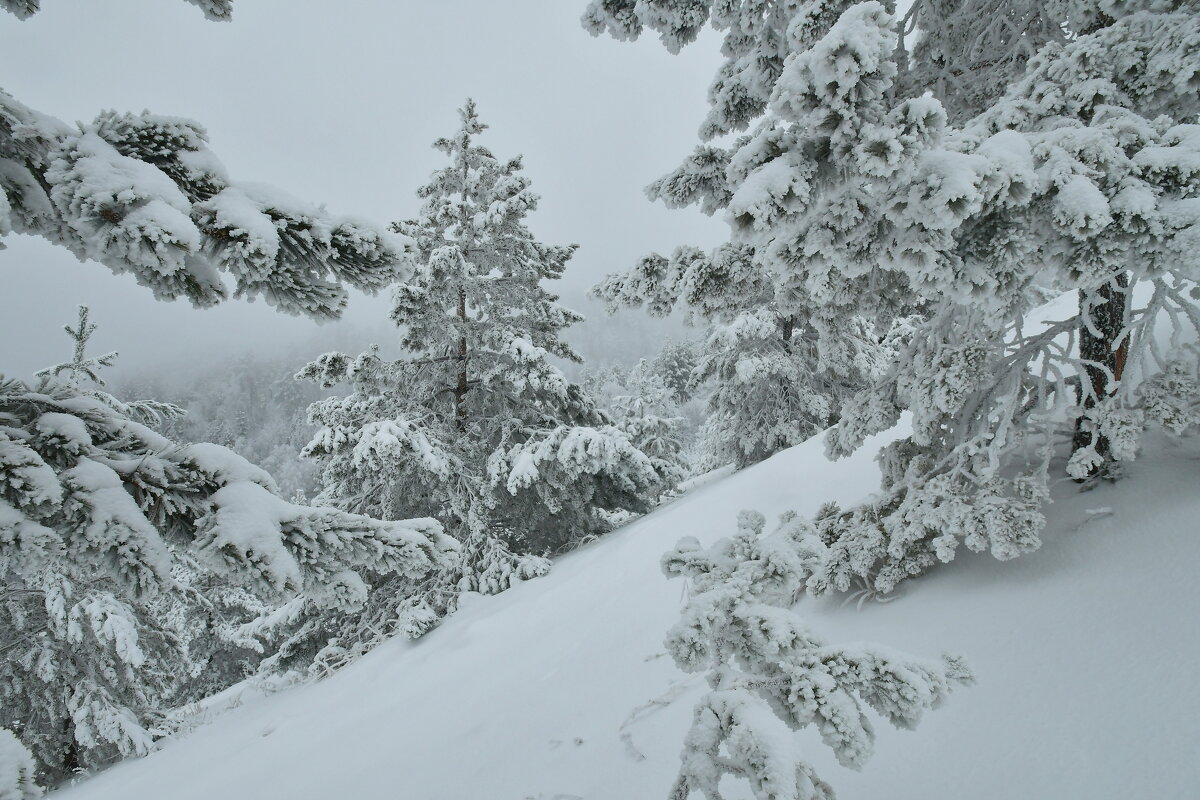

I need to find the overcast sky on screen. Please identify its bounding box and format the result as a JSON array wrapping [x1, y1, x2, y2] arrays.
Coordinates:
[[0, 0, 727, 380]]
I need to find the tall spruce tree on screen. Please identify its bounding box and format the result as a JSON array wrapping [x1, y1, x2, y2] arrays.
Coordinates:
[[300, 102, 669, 633]]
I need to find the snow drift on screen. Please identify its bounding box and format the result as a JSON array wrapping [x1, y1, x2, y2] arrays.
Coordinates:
[[54, 426, 1200, 799]]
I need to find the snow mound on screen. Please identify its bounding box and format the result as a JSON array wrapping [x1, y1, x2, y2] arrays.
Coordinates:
[[54, 427, 1200, 799]]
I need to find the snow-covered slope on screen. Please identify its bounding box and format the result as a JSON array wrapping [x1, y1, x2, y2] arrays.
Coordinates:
[[56, 426, 1200, 800]]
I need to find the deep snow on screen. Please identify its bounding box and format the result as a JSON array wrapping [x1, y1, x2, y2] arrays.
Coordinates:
[[55, 425, 1200, 799]]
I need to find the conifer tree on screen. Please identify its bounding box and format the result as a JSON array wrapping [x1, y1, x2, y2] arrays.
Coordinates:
[[0, 309, 452, 784], [647, 337, 701, 405], [592, 238, 885, 469], [587, 0, 1200, 581], [586, 1, 1200, 794], [605, 361, 691, 485], [1, 2, 443, 784], [301, 102, 668, 632]]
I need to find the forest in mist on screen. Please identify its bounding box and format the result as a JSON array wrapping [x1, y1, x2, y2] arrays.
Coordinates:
[[3, 2, 1199, 799]]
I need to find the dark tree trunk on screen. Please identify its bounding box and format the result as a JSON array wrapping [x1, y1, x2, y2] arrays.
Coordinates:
[[62, 716, 80, 775], [1072, 272, 1130, 477], [454, 287, 468, 431]]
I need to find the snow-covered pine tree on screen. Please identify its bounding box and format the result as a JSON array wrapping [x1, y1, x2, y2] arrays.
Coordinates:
[[812, 2, 1200, 591], [580, 2, 1199, 793], [605, 361, 691, 487], [586, 0, 1200, 593], [646, 337, 702, 405], [300, 101, 667, 633], [590, 63, 898, 471], [1, 3, 443, 782], [0, 309, 454, 784], [662, 510, 971, 799], [2, 0, 406, 319]]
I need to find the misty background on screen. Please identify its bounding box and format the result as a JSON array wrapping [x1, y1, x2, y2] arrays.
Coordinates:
[[0, 0, 727, 381]]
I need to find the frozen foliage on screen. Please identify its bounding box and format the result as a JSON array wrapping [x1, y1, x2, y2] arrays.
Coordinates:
[[592, 242, 884, 468], [899, 0, 1065, 121], [582, 0, 1064, 136], [0, 730, 41, 800], [300, 102, 669, 635], [810, 3, 1200, 590], [0, 310, 450, 785], [589, 2, 1200, 793], [648, 337, 703, 405], [608, 366, 692, 483], [584, 0, 804, 141], [661, 510, 971, 799], [0, 82, 406, 318], [583, 357, 695, 483], [588, 0, 1200, 592]]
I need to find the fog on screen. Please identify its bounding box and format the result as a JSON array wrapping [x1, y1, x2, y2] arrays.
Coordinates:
[[0, 0, 726, 380]]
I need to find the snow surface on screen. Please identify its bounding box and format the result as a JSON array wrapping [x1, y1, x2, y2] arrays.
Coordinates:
[[54, 425, 1200, 799]]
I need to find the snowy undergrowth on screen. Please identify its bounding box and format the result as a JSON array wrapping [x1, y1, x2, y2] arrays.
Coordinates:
[[53, 425, 1200, 799]]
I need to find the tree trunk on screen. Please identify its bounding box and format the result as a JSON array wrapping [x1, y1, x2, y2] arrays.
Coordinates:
[[454, 287, 468, 431], [62, 716, 80, 775], [1072, 272, 1130, 477]]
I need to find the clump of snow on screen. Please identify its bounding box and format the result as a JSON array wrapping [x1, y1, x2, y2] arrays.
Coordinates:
[[182, 443, 277, 491], [46, 132, 200, 276], [350, 420, 451, 481], [35, 412, 92, 449], [193, 481, 305, 594]]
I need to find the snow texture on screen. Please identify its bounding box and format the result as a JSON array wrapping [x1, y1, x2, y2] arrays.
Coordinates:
[[50, 425, 1200, 800]]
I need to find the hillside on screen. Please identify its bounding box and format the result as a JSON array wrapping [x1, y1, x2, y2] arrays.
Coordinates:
[[55, 426, 1200, 800]]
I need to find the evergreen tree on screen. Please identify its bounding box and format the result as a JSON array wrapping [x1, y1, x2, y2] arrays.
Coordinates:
[[647, 337, 702, 405], [592, 241, 884, 468], [585, 1, 1200, 794], [0, 309, 453, 784], [1, 2, 447, 784], [586, 0, 1200, 583], [605, 360, 691, 485], [301, 102, 668, 633]]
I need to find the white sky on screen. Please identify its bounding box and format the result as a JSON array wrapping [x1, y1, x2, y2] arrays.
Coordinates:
[[0, 0, 727, 379]]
